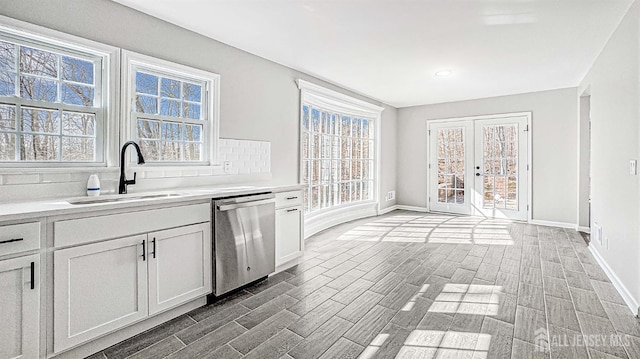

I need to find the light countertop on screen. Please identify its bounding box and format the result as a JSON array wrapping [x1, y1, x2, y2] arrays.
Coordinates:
[[0, 183, 303, 222]]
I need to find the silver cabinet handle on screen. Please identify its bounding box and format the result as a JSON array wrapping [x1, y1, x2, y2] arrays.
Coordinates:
[[218, 198, 275, 211], [286, 208, 298, 212]]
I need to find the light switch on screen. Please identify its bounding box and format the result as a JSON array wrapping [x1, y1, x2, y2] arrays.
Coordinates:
[[630, 160, 637, 175]]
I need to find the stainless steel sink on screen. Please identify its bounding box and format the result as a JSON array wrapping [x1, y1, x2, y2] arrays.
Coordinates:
[[67, 193, 182, 205]]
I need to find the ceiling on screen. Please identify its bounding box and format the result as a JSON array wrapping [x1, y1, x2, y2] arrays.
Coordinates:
[[112, 0, 633, 108]]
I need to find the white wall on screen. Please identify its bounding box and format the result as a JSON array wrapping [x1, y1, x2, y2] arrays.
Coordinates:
[[0, 0, 398, 205], [397, 88, 578, 224], [578, 0, 640, 310]]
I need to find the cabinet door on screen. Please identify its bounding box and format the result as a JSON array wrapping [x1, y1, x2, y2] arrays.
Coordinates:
[[54, 235, 148, 353], [275, 206, 303, 266], [0, 255, 39, 359], [148, 223, 212, 315]]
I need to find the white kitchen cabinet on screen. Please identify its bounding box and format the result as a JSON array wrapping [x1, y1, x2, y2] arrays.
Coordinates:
[[0, 254, 40, 359], [53, 204, 212, 353], [275, 190, 304, 268], [53, 235, 148, 352], [148, 223, 211, 315], [276, 206, 303, 266]]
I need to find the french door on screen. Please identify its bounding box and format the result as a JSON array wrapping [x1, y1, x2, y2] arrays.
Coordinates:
[[428, 114, 529, 221]]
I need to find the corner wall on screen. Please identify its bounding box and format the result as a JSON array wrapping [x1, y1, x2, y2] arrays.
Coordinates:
[[396, 88, 578, 225], [578, 0, 640, 311]]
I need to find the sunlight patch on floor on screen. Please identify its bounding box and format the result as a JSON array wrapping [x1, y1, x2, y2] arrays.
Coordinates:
[[395, 330, 491, 359], [428, 284, 503, 316]]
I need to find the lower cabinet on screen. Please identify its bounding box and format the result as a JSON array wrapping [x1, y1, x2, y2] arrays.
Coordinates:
[[0, 254, 40, 359], [148, 223, 211, 315], [54, 222, 211, 353], [275, 206, 303, 266]]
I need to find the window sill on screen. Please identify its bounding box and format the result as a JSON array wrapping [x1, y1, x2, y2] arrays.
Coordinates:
[[0, 166, 118, 174]]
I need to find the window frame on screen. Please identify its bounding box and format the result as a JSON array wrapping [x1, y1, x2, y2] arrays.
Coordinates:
[[121, 50, 220, 167], [0, 16, 119, 168], [297, 79, 384, 217]]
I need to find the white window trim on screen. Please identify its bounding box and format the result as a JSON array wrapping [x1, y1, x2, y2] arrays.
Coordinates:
[[121, 50, 220, 169], [297, 79, 384, 229], [0, 15, 120, 169]]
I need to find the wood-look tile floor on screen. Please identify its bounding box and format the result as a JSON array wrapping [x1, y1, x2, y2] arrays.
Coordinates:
[[89, 211, 640, 359]]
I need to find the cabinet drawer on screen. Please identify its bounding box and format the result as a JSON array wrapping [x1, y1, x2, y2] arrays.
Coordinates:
[[0, 222, 40, 256], [54, 203, 210, 247], [275, 190, 303, 208]]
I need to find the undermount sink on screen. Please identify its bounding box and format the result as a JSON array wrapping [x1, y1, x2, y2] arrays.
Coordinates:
[[67, 193, 182, 205]]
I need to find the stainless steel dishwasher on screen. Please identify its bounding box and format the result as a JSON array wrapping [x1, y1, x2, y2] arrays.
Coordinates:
[[213, 193, 275, 296]]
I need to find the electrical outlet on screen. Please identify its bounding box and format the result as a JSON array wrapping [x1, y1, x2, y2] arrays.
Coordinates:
[[630, 160, 637, 175], [604, 236, 609, 250], [223, 161, 232, 173], [593, 222, 603, 246], [386, 190, 396, 201]]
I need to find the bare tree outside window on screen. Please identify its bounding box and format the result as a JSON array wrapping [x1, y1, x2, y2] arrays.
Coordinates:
[[301, 104, 375, 214], [133, 70, 204, 162], [0, 38, 99, 162]]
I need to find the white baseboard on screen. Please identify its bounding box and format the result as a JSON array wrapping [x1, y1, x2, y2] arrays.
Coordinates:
[[396, 205, 429, 212], [589, 245, 640, 316], [304, 203, 377, 239], [378, 205, 399, 215], [577, 226, 591, 234], [530, 219, 577, 230]]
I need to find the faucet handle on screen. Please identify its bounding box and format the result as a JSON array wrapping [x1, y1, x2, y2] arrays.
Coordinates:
[[125, 172, 137, 185]]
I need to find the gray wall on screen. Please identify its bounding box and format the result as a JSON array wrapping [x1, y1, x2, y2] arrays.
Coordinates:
[[0, 0, 398, 209], [578, 0, 640, 306], [397, 87, 579, 224]]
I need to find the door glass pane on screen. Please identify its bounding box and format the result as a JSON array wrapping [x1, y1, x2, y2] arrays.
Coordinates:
[[436, 127, 465, 204], [482, 124, 518, 210]]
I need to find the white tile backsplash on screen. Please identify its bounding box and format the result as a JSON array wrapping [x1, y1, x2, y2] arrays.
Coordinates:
[[0, 138, 271, 201]]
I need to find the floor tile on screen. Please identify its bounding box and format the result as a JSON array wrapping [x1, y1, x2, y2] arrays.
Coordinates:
[[243, 329, 303, 359], [168, 322, 246, 358], [514, 306, 546, 344], [229, 310, 299, 354], [175, 304, 249, 345], [288, 299, 345, 337], [602, 301, 640, 337], [343, 305, 397, 346], [518, 282, 544, 311], [545, 296, 580, 332], [569, 287, 607, 318], [288, 316, 353, 359], [103, 315, 195, 358], [317, 338, 364, 359], [236, 294, 298, 329]]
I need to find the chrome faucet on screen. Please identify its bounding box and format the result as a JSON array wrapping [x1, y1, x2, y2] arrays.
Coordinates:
[[118, 141, 145, 194]]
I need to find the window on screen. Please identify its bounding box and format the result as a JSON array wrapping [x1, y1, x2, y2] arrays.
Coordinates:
[[123, 51, 219, 165], [298, 79, 383, 215], [0, 26, 113, 165]]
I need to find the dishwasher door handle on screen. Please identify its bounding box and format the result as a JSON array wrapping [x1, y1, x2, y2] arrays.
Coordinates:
[[218, 198, 275, 211]]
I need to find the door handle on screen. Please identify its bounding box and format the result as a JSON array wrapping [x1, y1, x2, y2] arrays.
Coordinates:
[[141, 240, 146, 261], [30, 261, 35, 290], [476, 173, 482, 176]]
